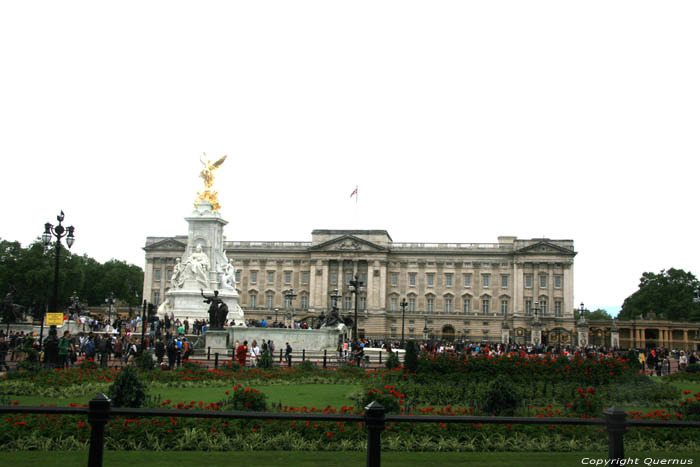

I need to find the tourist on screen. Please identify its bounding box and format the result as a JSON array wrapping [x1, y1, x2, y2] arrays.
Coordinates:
[[0, 336, 9, 371], [250, 340, 260, 367], [284, 342, 292, 367], [236, 340, 248, 367], [58, 331, 73, 368], [155, 337, 165, 365]]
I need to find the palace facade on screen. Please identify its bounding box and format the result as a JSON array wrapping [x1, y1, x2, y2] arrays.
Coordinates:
[[144, 230, 582, 345]]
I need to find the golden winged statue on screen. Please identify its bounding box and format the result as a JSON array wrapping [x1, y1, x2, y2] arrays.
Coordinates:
[[199, 153, 227, 189], [195, 153, 227, 211]]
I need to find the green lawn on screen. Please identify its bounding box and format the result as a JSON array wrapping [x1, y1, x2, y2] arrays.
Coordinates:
[[6, 383, 362, 409], [0, 451, 698, 467]]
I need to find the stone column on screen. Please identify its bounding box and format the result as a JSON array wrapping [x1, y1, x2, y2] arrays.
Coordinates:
[[563, 263, 574, 317], [378, 260, 387, 311], [321, 260, 329, 310]]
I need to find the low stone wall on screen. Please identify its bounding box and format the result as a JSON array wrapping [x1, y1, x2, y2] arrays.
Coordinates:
[[206, 327, 343, 352]]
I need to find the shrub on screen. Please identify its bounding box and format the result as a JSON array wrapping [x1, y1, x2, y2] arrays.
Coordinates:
[[221, 384, 267, 411], [256, 349, 273, 369], [78, 357, 98, 370], [481, 375, 519, 416], [686, 363, 700, 374], [108, 366, 147, 408], [679, 391, 700, 420], [568, 387, 603, 417], [223, 360, 241, 371], [385, 351, 400, 370], [298, 359, 316, 372], [360, 385, 404, 413], [134, 351, 155, 371], [403, 341, 418, 373], [182, 360, 203, 370]]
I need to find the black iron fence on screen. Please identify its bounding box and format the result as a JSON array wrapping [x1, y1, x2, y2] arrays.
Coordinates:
[[2, 395, 699, 467]]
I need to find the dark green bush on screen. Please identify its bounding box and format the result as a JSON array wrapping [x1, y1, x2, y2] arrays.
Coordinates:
[[108, 366, 147, 408], [256, 349, 273, 369], [403, 341, 418, 373], [134, 351, 155, 371], [385, 351, 400, 370], [481, 375, 519, 416], [298, 359, 316, 372], [686, 363, 700, 374], [221, 384, 267, 411]]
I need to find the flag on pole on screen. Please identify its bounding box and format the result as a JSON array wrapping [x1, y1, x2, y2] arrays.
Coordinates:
[[350, 186, 358, 198]]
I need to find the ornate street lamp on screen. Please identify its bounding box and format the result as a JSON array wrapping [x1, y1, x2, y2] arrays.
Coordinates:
[[348, 275, 364, 342], [330, 288, 342, 311], [40, 211, 75, 349], [284, 288, 297, 327], [422, 317, 430, 342], [399, 297, 408, 348], [105, 292, 116, 326]]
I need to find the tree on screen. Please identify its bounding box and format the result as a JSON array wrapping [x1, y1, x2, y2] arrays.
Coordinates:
[[619, 268, 700, 322], [0, 237, 144, 316], [575, 308, 613, 321]]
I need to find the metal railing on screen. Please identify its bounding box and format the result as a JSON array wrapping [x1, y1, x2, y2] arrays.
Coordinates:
[[1, 396, 699, 467]]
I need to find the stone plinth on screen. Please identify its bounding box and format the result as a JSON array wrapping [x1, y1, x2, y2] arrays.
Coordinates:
[[223, 327, 343, 352], [205, 330, 230, 355]]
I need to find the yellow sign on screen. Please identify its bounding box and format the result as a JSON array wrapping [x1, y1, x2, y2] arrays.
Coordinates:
[[45, 313, 64, 326]]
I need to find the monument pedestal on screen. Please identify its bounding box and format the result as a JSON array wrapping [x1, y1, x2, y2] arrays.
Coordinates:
[[205, 330, 230, 356]]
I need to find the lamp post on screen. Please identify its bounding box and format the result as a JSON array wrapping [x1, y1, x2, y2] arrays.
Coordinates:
[[105, 292, 116, 327], [399, 298, 408, 348], [284, 288, 297, 327], [422, 317, 430, 342], [274, 308, 279, 325], [330, 288, 342, 311], [348, 275, 364, 343], [41, 211, 75, 349]]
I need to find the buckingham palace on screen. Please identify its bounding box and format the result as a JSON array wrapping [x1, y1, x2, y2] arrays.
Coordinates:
[[143, 230, 580, 344]]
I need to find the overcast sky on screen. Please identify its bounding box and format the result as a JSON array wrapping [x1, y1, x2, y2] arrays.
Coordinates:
[[2, 1, 699, 316]]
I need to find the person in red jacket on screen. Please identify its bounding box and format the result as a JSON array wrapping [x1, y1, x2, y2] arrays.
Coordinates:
[[236, 340, 248, 367]]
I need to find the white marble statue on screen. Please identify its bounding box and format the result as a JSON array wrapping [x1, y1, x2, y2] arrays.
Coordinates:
[[183, 244, 210, 288], [220, 258, 236, 290], [157, 296, 172, 317], [171, 257, 185, 289]]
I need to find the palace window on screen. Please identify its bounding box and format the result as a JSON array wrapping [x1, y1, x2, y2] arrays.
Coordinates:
[[361, 273, 368, 284], [235, 269, 241, 283], [463, 298, 471, 314], [409, 273, 417, 287], [501, 275, 508, 288], [391, 297, 397, 312], [301, 294, 308, 310], [481, 298, 490, 314], [284, 271, 292, 284], [267, 294, 274, 309], [554, 275, 562, 289], [166, 269, 172, 281], [250, 294, 257, 308], [359, 297, 366, 311], [330, 271, 337, 285], [427, 298, 434, 313], [463, 273, 472, 287], [539, 274, 548, 288], [445, 274, 453, 287], [540, 300, 548, 315], [445, 298, 453, 313], [501, 299, 508, 315], [525, 274, 533, 288], [427, 273, 435, 287], [345, 272, 352, 285], [525, 299, 532, 314], [267, 271, 275, 284], [301, 271, 309, 285], [155, 269, 161, 281], [391, 273, 398, 286], [409, 297, 416, 312], [153, 291, 160, 305], [344, 297, 351, 310], [482, 274, 490, 288], [250, 271, 257, 284], [555, 300, 562, 317]]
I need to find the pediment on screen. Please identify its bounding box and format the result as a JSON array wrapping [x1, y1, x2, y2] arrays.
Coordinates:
[[143, 238, 188, 251], [515, 241, 575, 256], [308, 235, 388, 252]]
